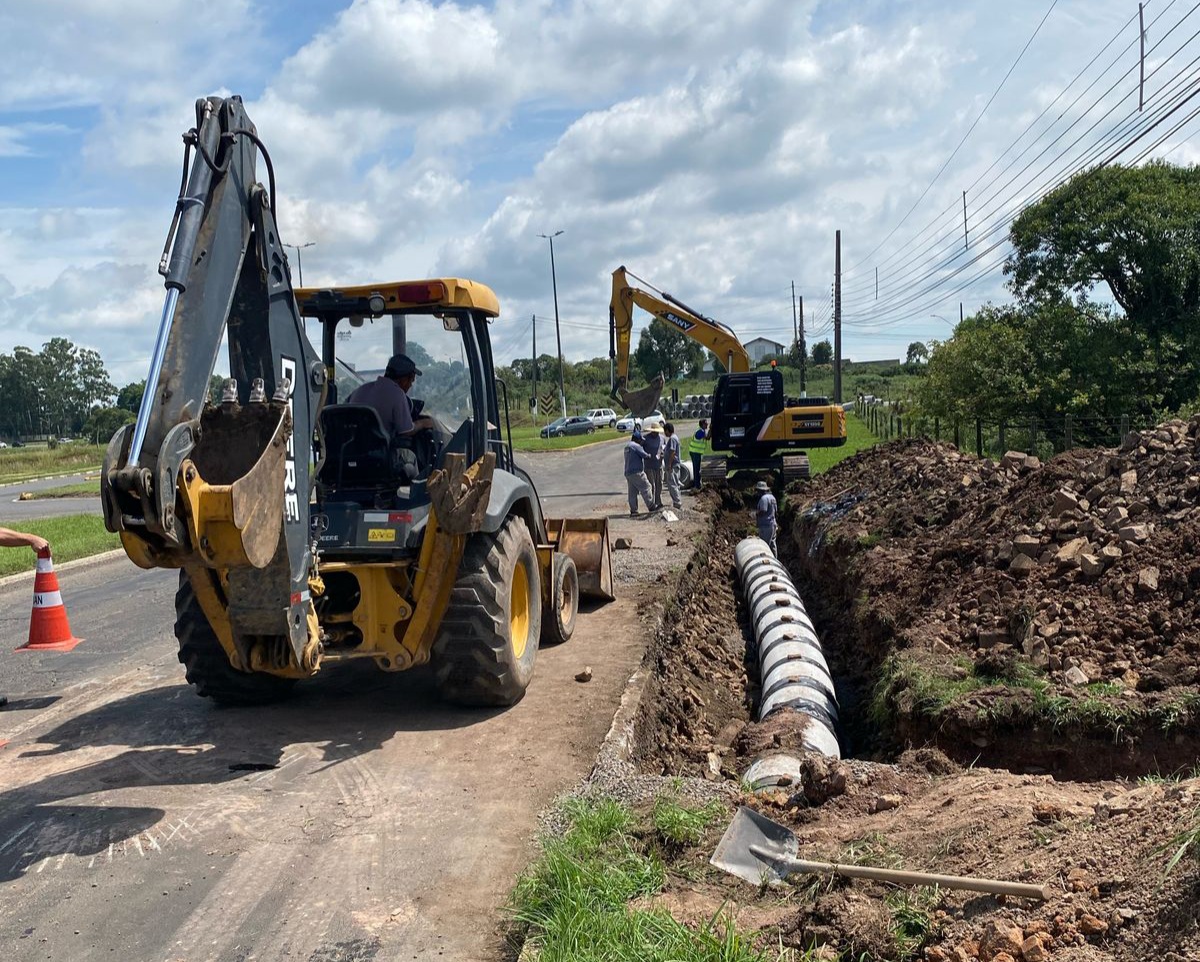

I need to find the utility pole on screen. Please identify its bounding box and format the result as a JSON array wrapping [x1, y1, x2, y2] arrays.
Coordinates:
[[538, 230, 567, 417], [799, 294, 807, 395], [834, 230, 842, 404], [531, 313, 538, 415]]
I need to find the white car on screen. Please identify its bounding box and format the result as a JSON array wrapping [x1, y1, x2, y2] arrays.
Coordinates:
[[583, 407, 618, 428], [615, 410, 665, 433]]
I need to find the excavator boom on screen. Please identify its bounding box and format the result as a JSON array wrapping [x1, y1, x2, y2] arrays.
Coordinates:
[[101, 95, 325, 669], [609, 265, 750, 418]]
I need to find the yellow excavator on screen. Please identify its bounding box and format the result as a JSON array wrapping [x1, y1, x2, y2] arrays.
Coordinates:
[[101, 95, 612, 707], [609, 265, 846, 482]]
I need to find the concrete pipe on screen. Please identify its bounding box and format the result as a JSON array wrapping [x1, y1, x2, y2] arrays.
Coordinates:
[[736, 537, 841, 785]]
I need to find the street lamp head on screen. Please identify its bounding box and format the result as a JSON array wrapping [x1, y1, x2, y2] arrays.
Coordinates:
[[537, 230, 564, 240]]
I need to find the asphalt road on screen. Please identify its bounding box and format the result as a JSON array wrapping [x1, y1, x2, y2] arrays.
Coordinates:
[[0, 436, 653, 962]]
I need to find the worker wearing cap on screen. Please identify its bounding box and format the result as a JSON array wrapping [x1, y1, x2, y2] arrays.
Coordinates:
[[641, 423, 665, 510], [754, 480, 778, 556], [624, 427, 656, 517], [347, 353, 434, 437]]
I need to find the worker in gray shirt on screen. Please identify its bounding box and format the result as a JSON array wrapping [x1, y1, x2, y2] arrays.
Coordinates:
[[641, 423, 665, 510], [624, 428, 656, 517], [754, 480, 778, 555], [662, 422, 683, 509], [347, 353, 434, 437]]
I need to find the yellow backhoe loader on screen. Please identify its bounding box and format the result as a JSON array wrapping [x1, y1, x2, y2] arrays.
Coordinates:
[[609, 265, 846, 482], [101, 95, 612, 707]]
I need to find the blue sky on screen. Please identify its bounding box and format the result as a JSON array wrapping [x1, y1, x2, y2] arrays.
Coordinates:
[[1, 0, 1198, 384]]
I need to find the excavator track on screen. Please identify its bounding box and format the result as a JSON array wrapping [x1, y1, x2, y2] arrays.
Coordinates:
[[782, 455, 811, 483]]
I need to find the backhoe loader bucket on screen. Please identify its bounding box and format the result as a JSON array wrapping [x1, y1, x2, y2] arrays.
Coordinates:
[[618, 375, 665, 420], [545, 518, 615, 601]]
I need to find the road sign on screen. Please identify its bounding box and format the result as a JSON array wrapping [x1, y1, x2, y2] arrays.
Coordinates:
[[540, 391, 556, 413]]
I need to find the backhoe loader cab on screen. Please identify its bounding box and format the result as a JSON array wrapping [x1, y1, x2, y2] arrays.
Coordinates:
[[101, 95, 612, 710]]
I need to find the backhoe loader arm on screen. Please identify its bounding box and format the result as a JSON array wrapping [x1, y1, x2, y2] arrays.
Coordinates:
[[609, 265, 751, 417], [101, 95, 325, 667]]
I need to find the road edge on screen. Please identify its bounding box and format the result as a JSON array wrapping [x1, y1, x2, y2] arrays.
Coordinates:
[[0, 548, 128, 589]]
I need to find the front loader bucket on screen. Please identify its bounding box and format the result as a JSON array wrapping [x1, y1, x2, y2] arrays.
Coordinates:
[[545, 517, 615, 601], [618, 375, 665, 419]]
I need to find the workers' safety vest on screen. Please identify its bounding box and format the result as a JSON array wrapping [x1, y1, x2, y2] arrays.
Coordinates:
[[688, 431, 708, 455]]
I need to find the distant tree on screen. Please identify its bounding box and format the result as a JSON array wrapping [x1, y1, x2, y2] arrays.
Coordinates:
[[117, 380, 145, 412], [811, 340, 833, 365], [1006, 161, 1200, 409], [906, 342, 929, 365], [85, 406, 134, 444], [633, 320, 703, 384]]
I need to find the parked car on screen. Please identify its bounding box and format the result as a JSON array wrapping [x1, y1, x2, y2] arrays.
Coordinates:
[[0, 441, 7, 448], [539, 415, 596, 438], [583, 408, 618, 428], [615, 410, 665, 433], [58, 437, 74, 444]]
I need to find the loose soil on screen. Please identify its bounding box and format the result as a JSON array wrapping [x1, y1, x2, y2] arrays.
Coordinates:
[[623, 420, 1200, 961]]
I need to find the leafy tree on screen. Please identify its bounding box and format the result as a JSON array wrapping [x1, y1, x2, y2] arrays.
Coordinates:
[[811, 340, 833, 365], [117, 380, 145, 412], [906, 342, 929, 365], [1006, 161, 1200, 408], [633, 320, 703, 384], [85, 406, 134, 444]]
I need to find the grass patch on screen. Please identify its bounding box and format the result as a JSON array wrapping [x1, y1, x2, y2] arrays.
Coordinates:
[[873, 653, 1200, 738], [507, 425, 626, 452], [18, 479, 101, 499], [886, 888, 941, 961], [1161, 809, 1200, 877], [0, 515, 120, 577], [806, 415, 878, 476], [651, 796, 726, 847], [0, 444, 105, 485], [509, 795, 800, 962]]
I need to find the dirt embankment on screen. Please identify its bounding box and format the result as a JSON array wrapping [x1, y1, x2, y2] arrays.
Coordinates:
[[790, 419, 1200, 778]]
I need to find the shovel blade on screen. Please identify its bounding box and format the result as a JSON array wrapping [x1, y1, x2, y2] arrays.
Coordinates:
[[709, 806, 800, 885]]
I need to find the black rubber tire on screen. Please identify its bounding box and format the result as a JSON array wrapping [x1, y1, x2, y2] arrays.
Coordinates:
[[586, 426, 595, 435], [433, 516, 542, 706], [608, 419, 616, 428], [541, 553, 578, 646], [175, 571, 296, 705]]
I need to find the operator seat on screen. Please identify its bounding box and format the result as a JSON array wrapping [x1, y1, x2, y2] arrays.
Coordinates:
[[318, 405, 418, 499]]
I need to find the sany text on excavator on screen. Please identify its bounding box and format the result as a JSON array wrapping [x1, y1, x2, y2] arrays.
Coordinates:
[[102, 95, 613, 706], [608, 266, 846, 483]]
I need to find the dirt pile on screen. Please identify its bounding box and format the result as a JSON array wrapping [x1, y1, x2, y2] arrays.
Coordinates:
[[789, 418, 1200, 776]]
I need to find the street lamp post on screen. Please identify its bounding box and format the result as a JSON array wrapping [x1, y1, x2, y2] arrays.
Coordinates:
[[537, 230, 566, 418], [284, 241, 316, 287]]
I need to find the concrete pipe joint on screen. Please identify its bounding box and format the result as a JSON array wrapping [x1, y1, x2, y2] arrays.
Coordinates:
[[735, 538, 841, 789]]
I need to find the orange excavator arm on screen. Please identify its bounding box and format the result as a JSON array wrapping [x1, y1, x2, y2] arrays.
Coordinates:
[[609, 265, 751, 417]]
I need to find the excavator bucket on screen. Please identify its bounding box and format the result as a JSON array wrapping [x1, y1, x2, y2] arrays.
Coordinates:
[[618, 374, 666, 420], [544, 518, 615, 600]]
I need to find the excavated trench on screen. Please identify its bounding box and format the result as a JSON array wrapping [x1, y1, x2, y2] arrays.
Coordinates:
[[635, 474, 1200, 785]]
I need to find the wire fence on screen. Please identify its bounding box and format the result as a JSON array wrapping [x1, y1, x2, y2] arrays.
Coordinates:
[[858, 400, 1155, 461]]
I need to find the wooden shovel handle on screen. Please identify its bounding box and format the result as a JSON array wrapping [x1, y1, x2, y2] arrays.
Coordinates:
[[749, 846, 1051, 900]]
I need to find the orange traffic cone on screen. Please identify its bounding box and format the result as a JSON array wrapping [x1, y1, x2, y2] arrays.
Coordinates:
[[15, 548, 83, 653]]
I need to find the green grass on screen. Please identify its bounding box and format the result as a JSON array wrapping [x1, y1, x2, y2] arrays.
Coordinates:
[[507, 424, 628, 452], [886, 888, 941, 961], [0, 444, 105, 485], [1161, 809, 1200, 877], [0, 515, 120, 577], [19, 479, 101, 499], [872, 653, 1200, 737], [806, 414, 878, 476], [509, 796, 804, 962], [651, 796, 726, 847]]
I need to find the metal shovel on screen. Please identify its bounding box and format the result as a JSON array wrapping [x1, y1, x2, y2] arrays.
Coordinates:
[[711, 806, 1050, 900]]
